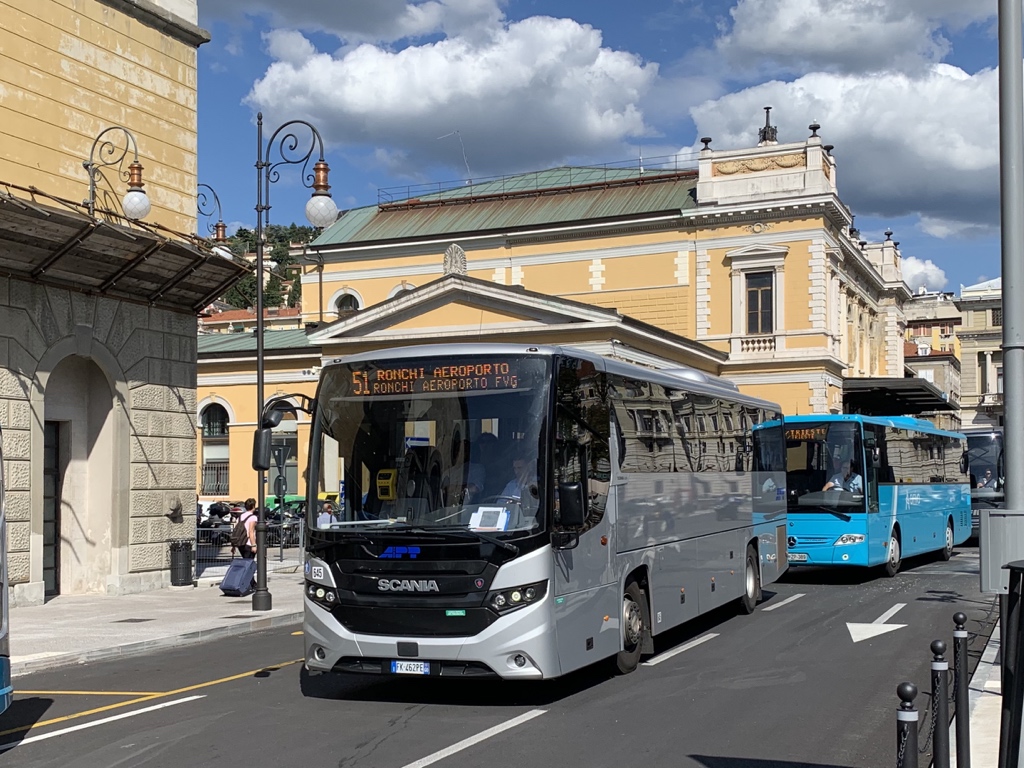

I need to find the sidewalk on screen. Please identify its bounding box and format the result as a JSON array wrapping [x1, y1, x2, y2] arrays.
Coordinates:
[[9, 563, 305, 678]]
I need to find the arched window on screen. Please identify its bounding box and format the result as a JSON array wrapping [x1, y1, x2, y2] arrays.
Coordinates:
[[388, 283, 417, 299], [335, 294, 360, 314], [200, 403, 230, 495], [269, 409, 299, 502]]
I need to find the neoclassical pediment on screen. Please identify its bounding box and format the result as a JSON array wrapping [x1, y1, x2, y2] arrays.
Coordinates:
[[306, 274, 619, 343]]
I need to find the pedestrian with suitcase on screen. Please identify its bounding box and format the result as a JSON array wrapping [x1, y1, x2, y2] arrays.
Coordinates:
[[221, 499, 258, 596]]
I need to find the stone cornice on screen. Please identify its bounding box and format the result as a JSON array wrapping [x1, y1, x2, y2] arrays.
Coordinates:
[[98, 0, 211, 47]]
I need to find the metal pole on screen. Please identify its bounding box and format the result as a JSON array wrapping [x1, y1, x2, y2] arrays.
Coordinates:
[[252, 112, 272, 611], [953, 612, 971, 768], [996, 3, 1024, 757], [897, 682, 920, 768], [932, 640, 951, 768]]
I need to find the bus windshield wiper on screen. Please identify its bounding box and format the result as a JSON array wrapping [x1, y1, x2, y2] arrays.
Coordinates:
[[378, 522, 520, 555], [430, 525, 520, 555]]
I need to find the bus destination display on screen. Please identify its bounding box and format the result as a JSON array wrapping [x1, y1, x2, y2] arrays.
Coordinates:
[[785, 426, 829, 442], [349, 361, 523, 396]]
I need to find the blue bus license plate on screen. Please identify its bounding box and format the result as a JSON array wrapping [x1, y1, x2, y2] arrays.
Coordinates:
[[788, 553, 808, 562], [391, 661, 430, 675]]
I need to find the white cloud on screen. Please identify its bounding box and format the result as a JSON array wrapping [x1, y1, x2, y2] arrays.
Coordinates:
[[201, 0, 506, 45], [264, 30, 317, 67], [717, 0, 996, 75], [246, 18, 657, 175], [902, 255, 948, 292], [688, 63, 999, 237]]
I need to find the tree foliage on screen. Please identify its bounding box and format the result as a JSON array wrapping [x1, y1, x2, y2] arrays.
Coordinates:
[[219, 223, 317, 309]]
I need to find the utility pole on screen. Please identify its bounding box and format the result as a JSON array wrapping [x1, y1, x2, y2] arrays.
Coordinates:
[[992, 3, 1024, 767]]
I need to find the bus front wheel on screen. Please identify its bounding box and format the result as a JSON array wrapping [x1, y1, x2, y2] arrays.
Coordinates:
[[939, 519, 954, 561], [615, 582, 646, 674], [885, 531, 902, 577], [740, 544, 760, 614]]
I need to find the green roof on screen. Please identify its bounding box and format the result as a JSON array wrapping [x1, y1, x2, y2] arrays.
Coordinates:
[[312, 164, 698, 248], [198, 329, 316, 356]]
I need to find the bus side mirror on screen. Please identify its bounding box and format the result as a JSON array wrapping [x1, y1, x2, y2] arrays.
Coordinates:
[[558, 482, 587, 528], [252, 427, 273, 471], [959, 452, 969, 476], [870, 447, 881, 469]]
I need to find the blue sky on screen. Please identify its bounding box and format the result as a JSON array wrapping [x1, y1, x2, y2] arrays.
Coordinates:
[[196, 0, 1001, 292]]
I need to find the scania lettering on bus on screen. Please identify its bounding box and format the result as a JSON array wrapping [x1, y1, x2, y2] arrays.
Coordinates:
[[377, 578, 440, 592]]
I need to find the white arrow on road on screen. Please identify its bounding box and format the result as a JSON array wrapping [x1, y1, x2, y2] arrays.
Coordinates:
[[847, 603, 907, 642]]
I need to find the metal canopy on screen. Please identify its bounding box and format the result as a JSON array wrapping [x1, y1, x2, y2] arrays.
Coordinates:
[[0, 189, 250, 314], [842, 377, 958, 416]]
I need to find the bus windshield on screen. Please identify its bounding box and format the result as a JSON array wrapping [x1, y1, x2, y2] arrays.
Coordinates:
[[784, 421, 866, 513], [311, 355, 551, 540], [967, 432, 1004, 501]]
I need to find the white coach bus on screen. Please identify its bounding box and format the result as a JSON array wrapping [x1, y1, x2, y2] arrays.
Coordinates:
[[254, 344, 788, 681]]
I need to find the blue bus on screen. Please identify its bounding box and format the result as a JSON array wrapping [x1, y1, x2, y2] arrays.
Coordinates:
[[783, 415, 971, 575], [0, 424, 10, 712]]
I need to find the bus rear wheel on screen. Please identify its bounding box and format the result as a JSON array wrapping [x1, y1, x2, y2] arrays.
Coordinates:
[[739, 545, 760, 614], [615, 582, 646, 675], [939, 519, 954, 561], [884, 531, 902, 577]]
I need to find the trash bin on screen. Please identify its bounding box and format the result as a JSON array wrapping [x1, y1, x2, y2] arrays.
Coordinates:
[[169, 539, 193, 587]]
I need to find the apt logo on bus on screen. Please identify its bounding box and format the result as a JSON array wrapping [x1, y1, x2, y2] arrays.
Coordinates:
[[379, 546, 420, 559]]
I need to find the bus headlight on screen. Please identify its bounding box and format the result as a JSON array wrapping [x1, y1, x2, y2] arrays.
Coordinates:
[[834, 534, 866, 546], [306, 581, 338, 609], [487, 581, 547, 614]]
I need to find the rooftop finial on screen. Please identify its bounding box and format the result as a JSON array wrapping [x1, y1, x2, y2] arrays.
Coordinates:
[[700, 137, 713, 151], [885, 229, 893, 241], [759, 106, 778, 145]]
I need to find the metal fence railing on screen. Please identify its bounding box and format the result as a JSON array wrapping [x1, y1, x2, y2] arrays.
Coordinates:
[[193, 518, 305, 583]]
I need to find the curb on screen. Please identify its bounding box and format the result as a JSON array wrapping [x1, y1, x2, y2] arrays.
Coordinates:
[[11, 610, 304, 678]]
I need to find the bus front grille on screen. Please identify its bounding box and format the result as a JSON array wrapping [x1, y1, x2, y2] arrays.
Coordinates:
[[332, 605, 496, 637]]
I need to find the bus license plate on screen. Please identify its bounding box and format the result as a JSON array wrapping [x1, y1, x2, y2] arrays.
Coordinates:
[[391, 661, 430, 675], [788, 553, 808, 562]]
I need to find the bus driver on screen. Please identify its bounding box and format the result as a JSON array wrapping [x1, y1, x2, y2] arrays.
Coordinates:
[[823, 460, 863, 494]]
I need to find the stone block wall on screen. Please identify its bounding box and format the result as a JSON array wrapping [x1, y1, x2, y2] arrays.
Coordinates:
[[0, 277, 198, 605]]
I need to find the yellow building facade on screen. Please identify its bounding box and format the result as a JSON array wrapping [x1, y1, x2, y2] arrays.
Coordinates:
[[0, 1, 248, 605], [198, 120, 912, 503]]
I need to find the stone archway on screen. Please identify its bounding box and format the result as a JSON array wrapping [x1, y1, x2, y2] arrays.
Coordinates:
[[43, 355, 116, 595]]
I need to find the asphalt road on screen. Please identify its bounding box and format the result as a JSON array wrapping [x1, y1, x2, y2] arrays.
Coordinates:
[[0, 543, 996, 768]]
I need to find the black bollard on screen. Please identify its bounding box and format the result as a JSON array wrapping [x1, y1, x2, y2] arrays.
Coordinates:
[[953, 612, 971, 768], [932, 640, 951, 768], [897, 682, 920, 768]]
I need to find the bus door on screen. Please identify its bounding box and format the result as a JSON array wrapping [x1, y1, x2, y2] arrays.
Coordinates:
[[862, 423, 889, 556], [551, 358, 616, 667]]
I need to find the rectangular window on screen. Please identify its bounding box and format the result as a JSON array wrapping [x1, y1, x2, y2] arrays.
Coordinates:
[[993, 308, 1003, 326], [746, 272, 774, 335]]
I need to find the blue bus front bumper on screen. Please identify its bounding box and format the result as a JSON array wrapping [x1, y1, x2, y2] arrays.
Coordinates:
[[786, 536, 873, 567]]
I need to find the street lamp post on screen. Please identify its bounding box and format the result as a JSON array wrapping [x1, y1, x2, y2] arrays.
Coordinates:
[[252, 112, 338, 611]]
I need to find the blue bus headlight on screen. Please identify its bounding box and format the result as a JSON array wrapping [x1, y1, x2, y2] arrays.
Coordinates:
[[834, 534, 865, 546], [306, 581, 337, 609], [487, 581, 547, 614]]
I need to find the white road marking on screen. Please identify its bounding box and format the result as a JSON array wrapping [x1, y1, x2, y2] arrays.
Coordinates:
[[0, 696, 205, 753], [642, 632, 719, 667], [762, 593, 806, 612], [873, 603, 907, 624], [401, 709, 547, 768], [847, 603, 908, 643]]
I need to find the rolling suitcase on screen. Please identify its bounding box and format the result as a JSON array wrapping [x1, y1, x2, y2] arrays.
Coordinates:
[[220, 557, 257, 596]]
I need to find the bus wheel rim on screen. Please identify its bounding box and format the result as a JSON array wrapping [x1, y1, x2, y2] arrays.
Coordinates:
[[745, 560, 757, 598], [623, 597, 642, 647], [890, 536, 900, 565], [946, 524, 953, 551]]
